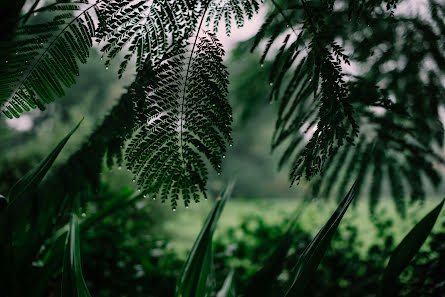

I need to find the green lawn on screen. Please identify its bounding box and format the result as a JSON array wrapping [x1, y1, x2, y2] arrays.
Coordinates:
[[163, 197, 445, 257]]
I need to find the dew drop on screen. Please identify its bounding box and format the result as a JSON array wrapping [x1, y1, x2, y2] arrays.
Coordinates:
[[118, 166, 122, 170], [222, 155, 225, 158], [260, 64, 264, 67], [138, 189, 141, 192], [186, 206, 189, 209], [229, 144, 233, 147], [153, 197, 156, 200], [81, 213, 86, 217], [218, 173, 221, 175], [5, 60, 8, 63], [132, 179, 136, 182], [286, 24, 289, 28], [172, 208, 176, 212], [143, 195, 147, 198], [106, 66, 109, 70], [269, 82, 273, 86]]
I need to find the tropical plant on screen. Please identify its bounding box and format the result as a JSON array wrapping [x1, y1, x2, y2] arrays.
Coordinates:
[[1, 0, 443, 212], [1, 0, 445, 296]]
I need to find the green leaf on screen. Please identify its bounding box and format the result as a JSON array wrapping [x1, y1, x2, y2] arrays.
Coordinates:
[[244, 202, 307, 297], [62, 214, 92, 297], [216, 270, 236, 297], [176, 181, 235, 297], [7, 118, 83, 203], [0, 119, 83, 295], [379, 198, 445, 297], [284, 182, 357, 297]]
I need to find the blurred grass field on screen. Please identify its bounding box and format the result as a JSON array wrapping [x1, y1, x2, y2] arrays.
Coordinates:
[[163, 196, 445, 257]]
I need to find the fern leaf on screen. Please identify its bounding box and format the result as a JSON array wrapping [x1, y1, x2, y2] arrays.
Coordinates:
[[0, 2, 98, 118], [125, 31, 232, 209]]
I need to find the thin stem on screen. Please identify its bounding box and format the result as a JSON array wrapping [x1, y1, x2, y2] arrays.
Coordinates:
[[20, 0, 42, 24], [270, 0, 299, 37]]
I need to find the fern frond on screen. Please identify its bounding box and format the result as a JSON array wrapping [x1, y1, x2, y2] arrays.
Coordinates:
[[0, 1, 98, 118], [125, 31, 232, 209]]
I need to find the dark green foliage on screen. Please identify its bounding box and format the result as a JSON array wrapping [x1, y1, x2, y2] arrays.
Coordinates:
[[0, 0, 443, 213], [126, 32, 232, 208], [284, 182, 357, 297], [62, 214, 92, 297], [1, 1, 97, 118], [0, 121, 80, 297], [176, 181, 235, 297], [379, 199, 445, 297], [251, 0, 445, 211], [95, 0, 203, 77]]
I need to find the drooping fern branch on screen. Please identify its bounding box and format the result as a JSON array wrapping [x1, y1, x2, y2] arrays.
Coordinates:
[[125, 31, 232, 209], [251, 0, 445, 212], [252, 0, 359, 184]]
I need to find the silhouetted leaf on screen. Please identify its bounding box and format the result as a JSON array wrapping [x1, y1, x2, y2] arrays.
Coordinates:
[[284, 182, 357, 297], [379, 198, 445, 297]]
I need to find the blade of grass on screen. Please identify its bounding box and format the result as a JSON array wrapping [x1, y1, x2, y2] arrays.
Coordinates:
[[7, 119, 84, 270], [284, 182, 357, 297], [61, 214, 93, 297], [7, 118, 83, 204], [216, 270, 236, 297], [379, 198, 445, 297], [175, 180, 235, 297], [244, 200, 308, 297], [0, 119, 83, 296]]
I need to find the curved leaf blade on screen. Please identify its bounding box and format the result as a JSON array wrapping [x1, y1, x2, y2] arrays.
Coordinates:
[[244, 202, 307, 297], [176, 181, 235, 297], [216, 270, 236, 297], [7, 118, 83, 203], [379, 198, 445, 296], [62, 213, 92, 297], [284, 182, 357, 297]]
